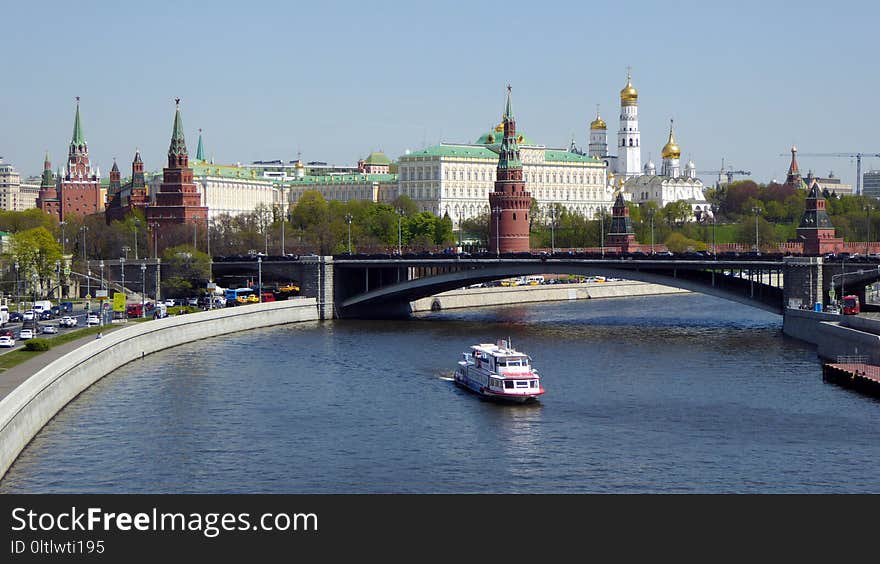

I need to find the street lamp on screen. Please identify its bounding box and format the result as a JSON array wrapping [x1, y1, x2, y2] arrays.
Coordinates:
[[599, 207, 606, 258], [279, 184, 286, 256], [13, 260, 18, 305], [711, 204, 718, 258], [80, 225, 88, 264], [345, 213, 353, 254], [751, 206, 761, 254], [99, 260, 105, 290], [122, 245, 130, 260], [54, 260, 60, 300], [150, 222, 159, 259], [120, 257, 126, 298], [458, 209, 464, 251], [140, 262, 146, 318], [492, 206, 502, 255], [549, 205, 558, 254], [257, 256, 263, 303], [133, 217, 140, 260], [866, 204, 872, 256], [397, 208, 405, 255], [59, 221, 67, 255], [647, 208, 655, 255]]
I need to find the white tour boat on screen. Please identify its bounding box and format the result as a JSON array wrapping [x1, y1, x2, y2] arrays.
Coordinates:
[[454, 340, 544, 403]]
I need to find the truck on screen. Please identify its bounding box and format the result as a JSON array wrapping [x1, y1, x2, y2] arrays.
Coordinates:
[[842, 295, 861, 315], [0, 299, 8, 327], [32, 300, 53, 315]]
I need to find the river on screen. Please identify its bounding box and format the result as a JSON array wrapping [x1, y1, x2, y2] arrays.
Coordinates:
[[3, 293, 879, 493]]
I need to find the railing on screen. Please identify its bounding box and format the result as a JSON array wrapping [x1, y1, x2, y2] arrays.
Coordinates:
[[836, 354, 869, 364]]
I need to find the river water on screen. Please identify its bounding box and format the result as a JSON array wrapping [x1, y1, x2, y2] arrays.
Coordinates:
[[2, 293, 879, 493]]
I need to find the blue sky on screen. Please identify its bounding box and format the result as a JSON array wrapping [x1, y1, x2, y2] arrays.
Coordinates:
[[2, 0, 879, 188]]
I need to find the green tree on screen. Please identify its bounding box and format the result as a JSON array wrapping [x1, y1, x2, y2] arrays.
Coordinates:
[[161, 245, 211, 298], [8, 227, 63, 296]]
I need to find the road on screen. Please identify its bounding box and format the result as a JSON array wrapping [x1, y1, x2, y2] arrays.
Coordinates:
[[0, 302, 106, 355]]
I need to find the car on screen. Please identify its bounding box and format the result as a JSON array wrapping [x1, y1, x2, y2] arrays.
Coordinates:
[[41, 324, 59, 334], [59, 316, 77, 328], [40, 310, 53, 320], [0, 329, 13, 338], [278, 283, 300, 293], [0, 335, 14, 348], [164, 299, 176, 307], [22, 310, 35, 321], [187, 297, 199, 307], [19, 328, 34, 340], [86, 314, 100, 326], [8, 312, 23, 322]]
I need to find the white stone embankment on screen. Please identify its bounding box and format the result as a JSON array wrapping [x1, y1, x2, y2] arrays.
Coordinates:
[[410, 281, 689, 312], [783, 308, 880, 363], [0, 298, 319, 480]]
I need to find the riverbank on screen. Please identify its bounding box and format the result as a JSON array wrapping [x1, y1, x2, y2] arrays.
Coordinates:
[[0, 298, 319, 480], [410, 280, 689, 312]]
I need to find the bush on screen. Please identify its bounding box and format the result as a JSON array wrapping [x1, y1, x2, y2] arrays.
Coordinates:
[[24, 338, 51, 351]]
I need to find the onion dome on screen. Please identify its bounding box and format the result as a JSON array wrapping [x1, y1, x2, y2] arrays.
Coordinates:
[[661, 121, 680, 160], [590, 113, 607, 130], [620, 71, 638, 106]]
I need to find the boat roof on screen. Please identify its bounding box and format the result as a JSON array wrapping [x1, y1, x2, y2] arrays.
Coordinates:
[[471, 342, 529, 359]]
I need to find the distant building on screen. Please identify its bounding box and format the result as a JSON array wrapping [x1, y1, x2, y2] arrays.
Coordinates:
[[803, 171, 853, 197], [105, 151, 150, 222], [862, 170, 880, 199], [0, 158, 37, 211], [781, 146, 808, 191]]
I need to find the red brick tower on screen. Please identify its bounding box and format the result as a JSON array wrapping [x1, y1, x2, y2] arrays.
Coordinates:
[[797, 183, 842, 255], [145, 99, 208, 234], [59, 97, 103, 219], [488, 86, 531, 254], [36, 151, 59, 217], [606, 192, 637, 251]]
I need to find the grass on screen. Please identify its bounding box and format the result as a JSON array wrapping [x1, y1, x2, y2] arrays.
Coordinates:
[[0, 324, 116, 372]]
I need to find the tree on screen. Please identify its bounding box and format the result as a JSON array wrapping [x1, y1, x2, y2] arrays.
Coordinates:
[[661, 201, 693, 226], [8, 227, 63, 296], [161, 245, 211, 298]]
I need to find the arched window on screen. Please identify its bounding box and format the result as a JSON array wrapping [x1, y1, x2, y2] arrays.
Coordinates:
[[513, 213, 517, 221], [629, 139, 634, 147]]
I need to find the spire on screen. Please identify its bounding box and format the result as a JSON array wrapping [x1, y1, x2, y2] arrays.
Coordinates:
[[503, 84, 514, 122], [43, 151, 51, 170], [169, 98, 187, 156], [111, 158, 119, 173], [788, 146, 800, 176], [71, 96, 85, 146], [196, 128, 205, 161], [134, 148, 142, 163]]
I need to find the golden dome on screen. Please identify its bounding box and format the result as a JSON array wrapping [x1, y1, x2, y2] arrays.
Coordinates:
[[590, 115, 607, 130], [295, 160, 304, 169], [620, 72, 638, 106], [661, 124, 680, 160]]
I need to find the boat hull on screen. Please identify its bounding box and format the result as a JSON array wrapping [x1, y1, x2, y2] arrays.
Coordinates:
[[454, 368, 543, 404]]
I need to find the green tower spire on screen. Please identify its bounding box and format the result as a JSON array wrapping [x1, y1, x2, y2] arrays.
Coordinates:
[[71, 96, 85, 147], [168, 98, 188, 157], [497, 85, 521, 170], [196, 128, 205, 161]]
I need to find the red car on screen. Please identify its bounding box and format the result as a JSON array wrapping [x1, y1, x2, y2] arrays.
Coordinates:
[[842, 295, 861, 315]]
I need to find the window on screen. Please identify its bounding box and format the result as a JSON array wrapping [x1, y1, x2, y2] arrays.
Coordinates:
[[504, 381, 514, 389]]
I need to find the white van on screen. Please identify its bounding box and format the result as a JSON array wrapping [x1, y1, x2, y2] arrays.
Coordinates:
[[0, 304, 8, 326], [32, 300, 53, 314]]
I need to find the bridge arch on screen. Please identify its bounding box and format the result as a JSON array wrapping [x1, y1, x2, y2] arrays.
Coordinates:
[[338, 262, 783, 317]]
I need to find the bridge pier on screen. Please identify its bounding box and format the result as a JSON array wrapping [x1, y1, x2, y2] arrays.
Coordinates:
[[783, 257, 824, 310]]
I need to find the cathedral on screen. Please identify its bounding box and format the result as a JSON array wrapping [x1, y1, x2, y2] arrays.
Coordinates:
[[588, 70, 707, 218]]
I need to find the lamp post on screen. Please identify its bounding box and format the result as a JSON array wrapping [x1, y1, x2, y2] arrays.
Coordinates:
[[751, 206, 761, 254], [140, 262, 146, 318], [150, 222, 159, 259], [599, 207, 606, 258], [31, 273, 37, 331], [458, 209, 464, 251], [279, 185, 286, 256], [120, 257, 125, 298], [99, 260, 105, 291], [866, 204, 872, 256], [122, 245, 130, 260], [549, 205, 558, 254], [155, 258, 161, 303], [345, 213, 353, 254], [397, 208, 404, 255], [13, 260, 18, 306], [647, 208, 655, 255], [59, 221, 67, 255], [711, 204, 718, 258], [54, 260, 60, 300], [492, 206, 502, 255], [80, 225, 88, 264], [86, 261, 90, 300], [132, 218, 140, 260], [257, 256, 263, 303]]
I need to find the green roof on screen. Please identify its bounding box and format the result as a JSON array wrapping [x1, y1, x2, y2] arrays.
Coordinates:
[[192, 163, 267, 181], [71, 100, 85, 146], [289, 173, 397, 186], [363, 151, 391, 165], [169, 101, 187, 156], [543, 150, 603, 164], [475, 126, 535, 146], [402, 144, 604, 165]]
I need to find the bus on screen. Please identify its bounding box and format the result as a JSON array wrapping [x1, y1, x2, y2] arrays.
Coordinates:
[[842, 295, 861, 315], [225, 287, 257, 305]]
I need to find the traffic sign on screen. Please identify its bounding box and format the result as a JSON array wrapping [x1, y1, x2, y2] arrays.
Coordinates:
[[113, 292, 126, 312]]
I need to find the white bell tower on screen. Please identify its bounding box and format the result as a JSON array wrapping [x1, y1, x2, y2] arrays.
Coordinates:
[[617, 68, 641, 179]]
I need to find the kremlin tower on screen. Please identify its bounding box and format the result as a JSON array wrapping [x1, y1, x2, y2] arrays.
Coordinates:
[[797, 183, 842, 255], [606, 191, 637, 252], [37, 98, 103, 220], [145, 99, 208, 235], [36, 152, 58, 217], [782, 146, 808, 191], [488, 86, 531, 254]]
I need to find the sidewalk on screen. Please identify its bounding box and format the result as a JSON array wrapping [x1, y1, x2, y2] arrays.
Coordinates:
[[0, 328, 120, 401]]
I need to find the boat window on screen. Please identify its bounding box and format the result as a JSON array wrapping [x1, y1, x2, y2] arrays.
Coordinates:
[[531, 380, 538, 388], [504, 381, 514, 389], [515, 380, 529, 388]]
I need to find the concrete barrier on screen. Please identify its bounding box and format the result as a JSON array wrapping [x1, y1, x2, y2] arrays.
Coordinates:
[[410, 281, 688, 312], [0, 298, 319, 480], [783, 307, 880, 363]]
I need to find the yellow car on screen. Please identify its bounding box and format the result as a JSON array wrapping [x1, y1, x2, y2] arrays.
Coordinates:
[[278, 284, 300, 293], [236, 294, 260, 304]]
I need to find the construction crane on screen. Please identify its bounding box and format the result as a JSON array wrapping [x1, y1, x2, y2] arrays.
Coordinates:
[[778, 151, 880, 195], [696, 158, 751, 187]]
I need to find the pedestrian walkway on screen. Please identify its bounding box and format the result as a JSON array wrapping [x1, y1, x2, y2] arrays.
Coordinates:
[[0, 328, 121, 401]]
